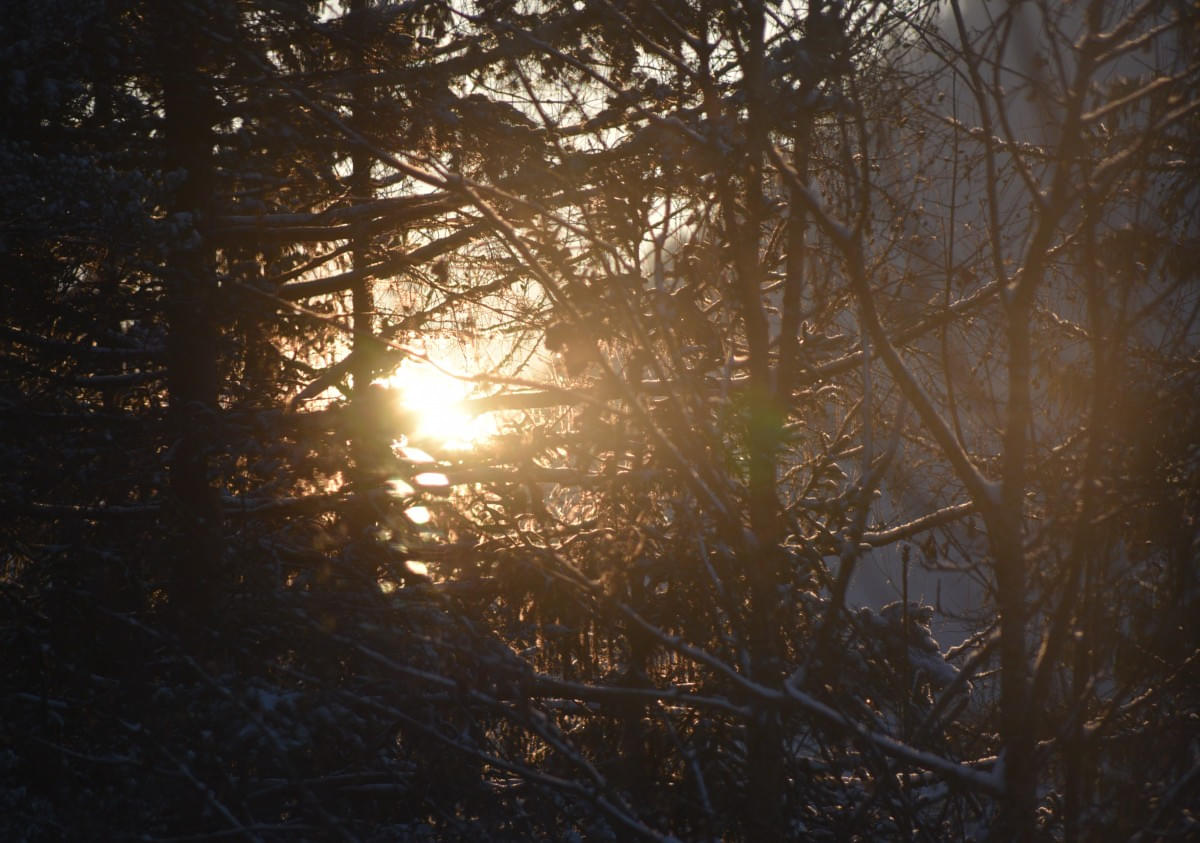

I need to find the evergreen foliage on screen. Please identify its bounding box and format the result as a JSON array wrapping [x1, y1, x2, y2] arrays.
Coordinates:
[[2, 1, 1197, 839]]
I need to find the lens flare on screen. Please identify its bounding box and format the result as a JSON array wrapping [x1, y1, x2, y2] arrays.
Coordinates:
[[404, 505, 432, 525], [413, 472, 450, 487], [378, 360, 488, 448]]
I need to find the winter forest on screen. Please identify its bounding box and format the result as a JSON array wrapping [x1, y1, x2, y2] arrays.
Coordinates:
[[2, 0, 1198, 840]]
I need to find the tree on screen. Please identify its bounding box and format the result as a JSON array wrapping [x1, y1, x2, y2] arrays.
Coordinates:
[[3, 0, 1197, 840]]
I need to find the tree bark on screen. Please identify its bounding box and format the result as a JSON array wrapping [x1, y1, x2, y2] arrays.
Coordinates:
[[345, 0, 382, 572], [158, 3, 223, 621]]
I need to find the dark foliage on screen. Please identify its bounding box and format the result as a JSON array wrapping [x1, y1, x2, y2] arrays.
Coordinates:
[[2, 1, 1198, 840]]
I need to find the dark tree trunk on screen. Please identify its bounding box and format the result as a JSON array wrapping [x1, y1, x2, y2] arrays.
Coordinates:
[[733, 4, 787, 837], [345, 0, 382, 578], [158, 4, 222, 622]]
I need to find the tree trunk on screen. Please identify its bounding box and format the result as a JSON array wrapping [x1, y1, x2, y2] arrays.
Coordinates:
[[346, 0, 380, 572], [158, 4, 223, 622], [993, 295, 1035, 842]]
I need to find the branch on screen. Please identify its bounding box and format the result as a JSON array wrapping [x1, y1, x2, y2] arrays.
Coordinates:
[[276, 225, 487, 300], [863, 501, 976, 547], [782, 678, 1004, 796]]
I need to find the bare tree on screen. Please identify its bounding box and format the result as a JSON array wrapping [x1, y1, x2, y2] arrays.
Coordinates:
[[3, 1, 1196, 840]]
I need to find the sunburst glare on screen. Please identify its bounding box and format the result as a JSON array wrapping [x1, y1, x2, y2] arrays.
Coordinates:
[[378, 359, 490, 448]]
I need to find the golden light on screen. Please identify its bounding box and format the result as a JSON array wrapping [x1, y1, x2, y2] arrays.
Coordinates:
[[378, 359, 489, 449], [392, 444, 435, 464], [413, 472, 450, 488], [404, 505, 432, 525], [385, 477, 415, 497]]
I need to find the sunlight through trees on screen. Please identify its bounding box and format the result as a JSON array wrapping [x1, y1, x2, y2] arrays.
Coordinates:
[[2, 1, 1198, 840]]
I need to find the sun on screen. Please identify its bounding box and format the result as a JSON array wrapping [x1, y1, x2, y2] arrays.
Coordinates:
[[377, 359, 488, 449]]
